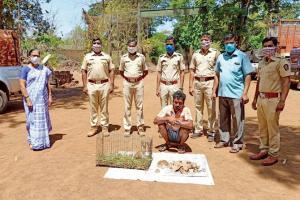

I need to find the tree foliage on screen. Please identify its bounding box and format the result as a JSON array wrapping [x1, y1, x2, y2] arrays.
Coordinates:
[[0, 0, 53, 35], [171, 0, 300, 51]]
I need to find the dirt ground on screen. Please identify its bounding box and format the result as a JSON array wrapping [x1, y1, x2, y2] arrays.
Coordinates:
[[0, 72, 299, 200]]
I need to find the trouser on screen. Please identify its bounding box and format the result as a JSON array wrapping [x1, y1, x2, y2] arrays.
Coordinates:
[[87, 82, 110, 128], [123, 80, 144, 130], [193, 79, 217, 136], [160, 83, 179, 108], [219, 97, 244, 147], [257, 96, 280, 157]]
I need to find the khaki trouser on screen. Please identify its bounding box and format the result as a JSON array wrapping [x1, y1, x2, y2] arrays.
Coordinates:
[[87, 82, 110, 128], [123, 80, 144, 130], [257, 96, 280, 157], [160, 83, 179, 108], [194, 79, 217, 135]]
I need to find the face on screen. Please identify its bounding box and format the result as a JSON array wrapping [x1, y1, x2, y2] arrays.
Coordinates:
[[173, 98, 184, 112], [224, 37, 236, 45], [201, 36, 211, 49], [92, 40, 102, 53], [30, 50, 40, 65], [128, 41, 138, 54], [30, 50, 40, 58], [262, 40, 276, 58], [165, 40, 175, 54]]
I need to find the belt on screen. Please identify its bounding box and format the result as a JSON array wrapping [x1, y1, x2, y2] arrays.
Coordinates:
[[160, 80, 178, 85], [194, 76, 214, 82], [88, 79, 109, 84], [259, 92, 280, 99], [124, 76, 144, 83]]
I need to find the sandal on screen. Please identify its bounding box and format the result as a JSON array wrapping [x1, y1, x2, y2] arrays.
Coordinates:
[[159, 144, 169, 152]]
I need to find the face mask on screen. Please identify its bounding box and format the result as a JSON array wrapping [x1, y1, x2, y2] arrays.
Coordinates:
[[31, 56, 40, 65], [225, 43, 236, 53], [201, 40, 211, 49], [128, 46, 137, 54], [262, 47, 276, 58], [166, 44, 175, 54], [92, 44, 101, 53]]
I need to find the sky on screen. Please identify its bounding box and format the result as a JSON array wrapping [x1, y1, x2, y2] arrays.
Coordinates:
[[41, 0, 174, 38]]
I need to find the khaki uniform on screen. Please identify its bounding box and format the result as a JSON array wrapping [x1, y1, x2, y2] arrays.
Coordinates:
[[119, 53, 148, 131], [189, 48, 219, 134], [257, 56, 291, 157], [81, 52, 115, 128], [157, 52, 185, 108]]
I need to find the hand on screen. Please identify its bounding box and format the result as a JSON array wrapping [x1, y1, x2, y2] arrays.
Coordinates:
[[26, 98, 33, 110], [212, 92, 217, 100], [242, 94, 249, 104], [189, 88, 194, 96], [48, 96, 53, 107], [167, 116, 177, 125], [83, 86, 88, 94], [276, 100, 285, 112], [156, 89, 160, 97], [252, 99, 257, 110], [109, 84, 114, 94]]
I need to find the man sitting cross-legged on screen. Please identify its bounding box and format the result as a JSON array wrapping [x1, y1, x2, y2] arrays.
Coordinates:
[[154, 90, 193, 153]]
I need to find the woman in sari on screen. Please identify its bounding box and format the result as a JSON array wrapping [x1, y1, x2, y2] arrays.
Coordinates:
[[19, 49, 53, 150]]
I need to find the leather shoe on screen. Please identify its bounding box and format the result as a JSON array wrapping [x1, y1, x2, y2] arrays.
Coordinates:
[[249, 151, 268, 160], [262, 156, 278, 166], [87, 127, 98, 137]]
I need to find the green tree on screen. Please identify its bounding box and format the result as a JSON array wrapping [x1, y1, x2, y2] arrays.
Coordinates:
[[0, 0, 52, 35]]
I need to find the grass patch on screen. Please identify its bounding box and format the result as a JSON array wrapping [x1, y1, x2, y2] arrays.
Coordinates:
[[96, 153, 152, 170]]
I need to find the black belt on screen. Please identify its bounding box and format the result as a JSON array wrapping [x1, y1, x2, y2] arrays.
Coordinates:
[[195, 76, 214, 82], [88, 79, 109, 84]]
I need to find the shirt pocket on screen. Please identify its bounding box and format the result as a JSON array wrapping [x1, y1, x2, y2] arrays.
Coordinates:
[[264, 68, 277, 81]]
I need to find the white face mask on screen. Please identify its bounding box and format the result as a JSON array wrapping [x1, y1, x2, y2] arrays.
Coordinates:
[[128, 46, 138, 54], [31, 56, 40, 65], [201, 40, 211, 49], [92, 44, 102, 53]]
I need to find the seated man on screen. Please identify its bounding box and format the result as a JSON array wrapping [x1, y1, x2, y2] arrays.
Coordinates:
[[154, 90, 193, 153]]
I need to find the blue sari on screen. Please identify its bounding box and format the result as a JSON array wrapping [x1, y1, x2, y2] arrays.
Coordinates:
[[21, 65, 52, 150]]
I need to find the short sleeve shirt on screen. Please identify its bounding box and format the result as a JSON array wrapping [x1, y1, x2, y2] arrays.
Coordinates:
[[81, 52, 115, 80], [215, 49, 254, 98], [157, 52, 185, 81], [189, 48, 220, 77], [119, 53, 148, 78], [157, 105, 193, 121], [258, 57, 291, 93]]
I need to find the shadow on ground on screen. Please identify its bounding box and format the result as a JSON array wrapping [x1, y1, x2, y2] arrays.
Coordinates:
[[50, 133, 66, 147], [240, 116, 300, 188]]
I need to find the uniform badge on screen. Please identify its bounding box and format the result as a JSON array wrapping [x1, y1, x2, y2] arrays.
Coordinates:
[[283, 64, 289, 71]]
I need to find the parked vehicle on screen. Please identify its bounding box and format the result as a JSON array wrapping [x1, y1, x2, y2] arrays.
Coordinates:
[[0, 30, 21, 113], [290, 47, 300, 90]]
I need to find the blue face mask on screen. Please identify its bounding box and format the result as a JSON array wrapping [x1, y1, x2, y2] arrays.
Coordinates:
[[225, 43, 236, 53], [166, 44, 175, 54]]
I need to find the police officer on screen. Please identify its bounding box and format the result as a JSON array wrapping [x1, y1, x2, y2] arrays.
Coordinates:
[[82, 37, 115, 137], [156, 36, 185, 108], [119, 38, 148, 137], [250, 37, 291, 166], [189, 34, 220, 141]]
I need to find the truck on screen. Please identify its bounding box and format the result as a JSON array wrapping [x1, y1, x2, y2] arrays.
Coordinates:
[[0, 30, 22, 113], [277, 19, 300, 58], [290, 47, 300, 89]]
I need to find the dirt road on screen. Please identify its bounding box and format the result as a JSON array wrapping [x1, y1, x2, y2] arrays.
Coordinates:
[[0, 72, 299, 200]]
